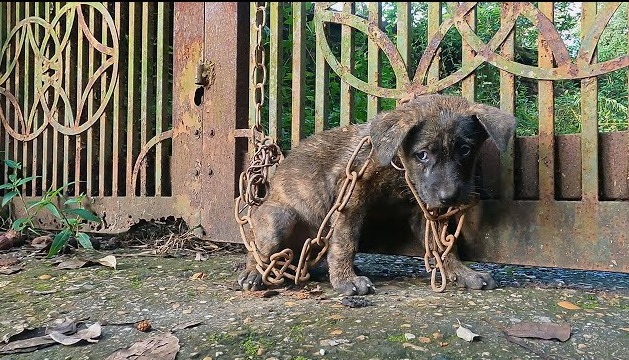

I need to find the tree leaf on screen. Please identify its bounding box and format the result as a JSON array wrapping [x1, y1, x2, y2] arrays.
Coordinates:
[[76, 232, 94, 250], [64, 208, 101, 223], [44, 203, 62, 220], [11, 218, 30, 232], [4, 159, 21, 169], [63, 198, 80, 206], [17, 176, 39, 186], [2, 191, 18, 207], [48, 230, 72, 257]]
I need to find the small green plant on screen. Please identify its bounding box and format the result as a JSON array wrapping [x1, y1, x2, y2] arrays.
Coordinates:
[[1, 159, 101, 257], [386, 333, 407, 343]]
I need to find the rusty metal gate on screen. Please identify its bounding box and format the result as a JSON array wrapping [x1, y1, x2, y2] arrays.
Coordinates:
[[1, 3, 627, 274], [235, 2, 629, 273]]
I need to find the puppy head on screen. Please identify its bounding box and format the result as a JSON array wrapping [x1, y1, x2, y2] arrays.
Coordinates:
[[369, 94, 517, 209]]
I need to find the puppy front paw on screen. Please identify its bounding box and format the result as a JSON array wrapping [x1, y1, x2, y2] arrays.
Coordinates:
[[332, 275, 376, 296], [450, 266, 497, 290], [238, 268, 265, 291]]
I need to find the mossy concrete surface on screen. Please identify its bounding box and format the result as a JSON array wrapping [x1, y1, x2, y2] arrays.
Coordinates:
[[0, 250, 628, 360]]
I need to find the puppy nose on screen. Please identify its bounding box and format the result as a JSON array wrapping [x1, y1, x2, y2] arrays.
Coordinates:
[[438, 188, 460, 206]]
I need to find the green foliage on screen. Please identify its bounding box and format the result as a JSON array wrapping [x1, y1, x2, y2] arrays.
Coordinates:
[[262, 3, 628, 148], [0, 159, 101, 257]]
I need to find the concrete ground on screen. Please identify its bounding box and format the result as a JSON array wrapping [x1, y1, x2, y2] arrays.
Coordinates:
[[0, 245, 628, 360]]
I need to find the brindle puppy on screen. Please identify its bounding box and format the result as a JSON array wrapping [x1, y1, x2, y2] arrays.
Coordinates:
[[238, 94, 517, 295]]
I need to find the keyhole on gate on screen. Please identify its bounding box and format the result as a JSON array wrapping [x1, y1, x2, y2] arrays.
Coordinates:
[[194, 86, 204, 106]]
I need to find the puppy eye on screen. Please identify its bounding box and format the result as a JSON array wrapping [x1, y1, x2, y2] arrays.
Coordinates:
[[415, 150, 429, 163], [459, 145, 471, 157]]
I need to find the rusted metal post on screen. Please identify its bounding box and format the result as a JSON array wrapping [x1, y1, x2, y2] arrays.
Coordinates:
[[171, 2, 205, 233], [201, 2, 249, 242]]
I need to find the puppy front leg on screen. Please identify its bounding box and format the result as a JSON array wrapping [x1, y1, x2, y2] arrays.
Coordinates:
[[411, 213, 496, 290], [327, 211, 376, 296], [442, 242, 497, 290], [238, 203, 296, 291]]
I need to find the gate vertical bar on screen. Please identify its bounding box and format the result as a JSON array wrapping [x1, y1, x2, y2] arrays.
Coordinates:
[[75, 3, 83, 196], [269, 2, 283, 141], [202, 2, 248, 241], [367, 2, 381, 120], [113, 3, 121, 196], [140, 3, 149, 196], [13, 5, 19, 181], [315, 5, 329, 133], [340, 2, 354, 126], [87, 7, 95, 196], [61, 1, 69, 194], [538, 3, 555, 201], [427, 3, 441, 87], [41, 2, 50, 195], [23, 3, 30, 195], [155, 2, 165, 196], [171, 2, 204, 231], [581, 2, 598, 202], [100, 3, 109, 197], [126, 3, 136, 196], [462, 4, 476, 101], [499, 3, 515, 200], [2, 3, 7, 185], [396, 2, 410, 92], [291, 2, 306, 146]]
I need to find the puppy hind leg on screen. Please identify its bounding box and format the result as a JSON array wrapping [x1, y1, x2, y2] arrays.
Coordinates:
[[238, 205, 297, 291], [327, 212, 375, 296]]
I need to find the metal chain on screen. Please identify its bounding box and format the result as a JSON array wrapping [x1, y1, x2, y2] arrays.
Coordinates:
[[235, 136, 374, 286], [397, 155, 478, 292]]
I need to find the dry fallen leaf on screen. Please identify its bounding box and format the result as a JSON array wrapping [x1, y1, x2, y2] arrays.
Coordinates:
[[506, 321, 571, 342], [0, 266, 22, 275], [557, 301, 581, 310], [456, 325, 480, 342], [0, 318, 77, 355], [57, 259, 90, 270], [190, 272, 206, 280], [330, 329, 343, 336], [30, 235, 53, 249], [0, 230, 25, 250], [171, 320, 203, 333], [105, 332, 180, 360], [0, 257, 20, 267], [49, 323, 102, 345], [418, 336, 431, 343], [620, 328, 629, 332], [38, 274, 52, 280], [97, 255, 117, 269]]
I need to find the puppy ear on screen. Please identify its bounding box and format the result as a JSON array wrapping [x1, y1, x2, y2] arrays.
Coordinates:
[[470, 104, 517, 152], [369, 108, 418, 166]]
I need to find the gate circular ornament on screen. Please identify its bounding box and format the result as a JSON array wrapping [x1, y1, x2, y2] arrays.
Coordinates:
[[0, 2, 118, 141]]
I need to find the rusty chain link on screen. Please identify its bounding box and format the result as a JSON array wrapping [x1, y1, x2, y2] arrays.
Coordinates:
[[395, 155, 478, 292]]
